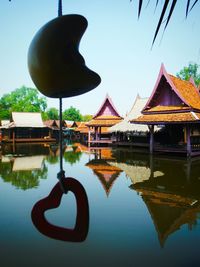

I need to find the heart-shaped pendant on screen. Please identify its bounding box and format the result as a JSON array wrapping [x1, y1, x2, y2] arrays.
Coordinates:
[[31, 177, 89, 242]]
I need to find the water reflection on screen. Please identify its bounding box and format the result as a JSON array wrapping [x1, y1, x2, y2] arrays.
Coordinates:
[[85, 147, 122, 195], [111, 150, 200, 247], [31, 177, 89, 242], [1, 142, 200, 251], [0, 153, 48, 190], [0, 143, 52, 189]]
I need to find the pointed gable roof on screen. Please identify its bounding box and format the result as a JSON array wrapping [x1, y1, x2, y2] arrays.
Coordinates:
[[143, 63, 200, 112], [93, 93, 121, 119], [86, 94, 122, 127]]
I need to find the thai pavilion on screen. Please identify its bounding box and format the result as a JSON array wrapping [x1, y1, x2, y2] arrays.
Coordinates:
[[86, 94, 123, 146], [1, 112, 55, 143], [131, 64, 200, 157]]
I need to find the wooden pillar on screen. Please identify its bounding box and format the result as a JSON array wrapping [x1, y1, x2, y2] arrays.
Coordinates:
[[95, 127, 98, 140], [12, 130, 15, 146], [186, 125, 191, 157], [88, 127, 91, 147], [148, 125, 154, 154], [99, 127, 101, 140]]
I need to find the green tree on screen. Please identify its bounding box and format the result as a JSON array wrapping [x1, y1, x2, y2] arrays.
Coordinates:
[[176, 63, 200, 87], [46, 107, 59, 120], [82, 114, 93, 122], [0, 86, 47, 119], [63, 106, 82, 121]]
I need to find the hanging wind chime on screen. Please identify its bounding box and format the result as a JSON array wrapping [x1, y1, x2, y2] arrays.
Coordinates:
[[27, 0, 101, 242], [28, 0, 101, 179]]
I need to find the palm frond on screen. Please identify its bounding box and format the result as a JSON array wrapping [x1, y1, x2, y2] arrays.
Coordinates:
[[151, 0, 170, 47], [138, 0, 143, 18], [164, 0, 177, 31], [189, 0, 199, 12], [186, 0, 191, 17]]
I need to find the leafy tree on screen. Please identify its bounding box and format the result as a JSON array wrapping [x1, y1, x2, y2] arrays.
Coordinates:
[[176, 63, 200, 87], [82, 114, 93, 122], [63, 106, 82, 121], [0, 86, 47, 119], [46, 107, 59, 120]]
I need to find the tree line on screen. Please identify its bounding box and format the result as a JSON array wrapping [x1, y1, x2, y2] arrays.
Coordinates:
[[0, 62, 200, 121], [0, 86, 92, 121]]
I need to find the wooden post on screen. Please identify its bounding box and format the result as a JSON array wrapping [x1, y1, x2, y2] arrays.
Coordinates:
[[99, 127, 101, 140], [148, 125, 154, 154], [186, 125, 191, 157], [88, 127, 91, 147], [95, 127, 98, 140], [12, 130, 15, 146]]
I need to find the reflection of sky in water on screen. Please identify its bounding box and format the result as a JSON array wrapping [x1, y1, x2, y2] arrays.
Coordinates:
[[0, 143, 200, 267]]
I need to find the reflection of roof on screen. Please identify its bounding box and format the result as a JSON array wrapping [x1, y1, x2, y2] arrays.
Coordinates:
[[73, 143, 90, 153], [131, 169, 200, 247], [86, 159, 122, 195], [109, 161, 163, 184], [134, 187, 200, 247], [12, 155, 44, 171]]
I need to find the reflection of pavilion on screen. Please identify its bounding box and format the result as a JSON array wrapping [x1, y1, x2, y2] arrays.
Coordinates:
[[130, 156, 200, 247], [86, 159, 122, 196], [109, 161, 164, 184], [12, 155, 45, 171]]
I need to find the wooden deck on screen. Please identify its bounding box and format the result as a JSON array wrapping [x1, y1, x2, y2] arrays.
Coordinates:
[[2, 138, 56, 143]]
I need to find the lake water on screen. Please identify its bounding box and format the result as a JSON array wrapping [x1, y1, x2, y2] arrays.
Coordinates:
[[0, 142, 200, 267]]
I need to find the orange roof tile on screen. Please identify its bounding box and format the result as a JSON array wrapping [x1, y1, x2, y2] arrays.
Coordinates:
[[147, 105, 189, 112], [169, 75, 200, 110], [86, 117, 122, 127], [132, 111, 200, 124]]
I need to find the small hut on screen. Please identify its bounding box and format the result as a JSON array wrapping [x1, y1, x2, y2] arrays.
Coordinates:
[[1, 112, 55, 143]]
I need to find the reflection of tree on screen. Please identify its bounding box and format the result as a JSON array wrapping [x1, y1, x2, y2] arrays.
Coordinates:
[[63, 150, 82, 165], [0, 160, 48, 190], [45, 155, 59, 165]]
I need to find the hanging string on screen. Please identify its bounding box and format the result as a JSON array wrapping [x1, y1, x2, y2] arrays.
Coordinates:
[[58, 0, 63, 17], [57, 0, 65, 180]]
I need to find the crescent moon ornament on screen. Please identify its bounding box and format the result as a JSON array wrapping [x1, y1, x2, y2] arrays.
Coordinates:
[[28, 14, 101, 98]]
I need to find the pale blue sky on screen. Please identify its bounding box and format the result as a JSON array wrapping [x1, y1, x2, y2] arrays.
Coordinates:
[[0, 1, 200, 116]]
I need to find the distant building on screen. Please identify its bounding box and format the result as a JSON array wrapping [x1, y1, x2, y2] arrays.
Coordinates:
[[86, 94, 123, 146], [1, 112, 55, 143]]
